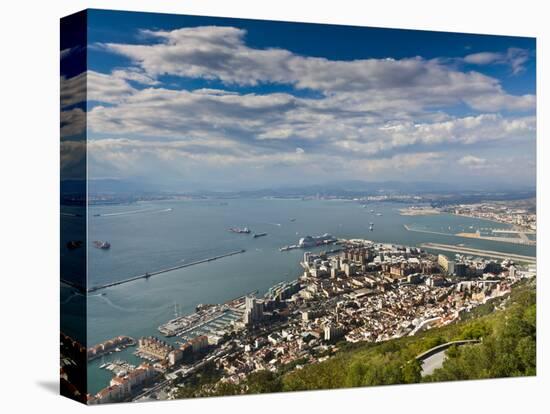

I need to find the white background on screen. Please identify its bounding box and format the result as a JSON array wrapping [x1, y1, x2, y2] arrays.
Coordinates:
[[0, 0, 548, 412]]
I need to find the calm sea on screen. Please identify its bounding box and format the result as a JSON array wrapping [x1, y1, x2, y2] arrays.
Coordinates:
[[60, 198, 535, 393]]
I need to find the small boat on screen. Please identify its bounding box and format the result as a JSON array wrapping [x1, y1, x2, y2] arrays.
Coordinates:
[[253, 233, 268, 238], [66, 240, 83, 250], [93, 241, 111, 249]]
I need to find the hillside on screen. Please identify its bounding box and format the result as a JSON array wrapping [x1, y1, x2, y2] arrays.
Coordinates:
[[175, 279, 536, 398]]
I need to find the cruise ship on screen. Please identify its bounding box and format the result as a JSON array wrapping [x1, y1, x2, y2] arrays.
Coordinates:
[[298, 233, 337, 248]]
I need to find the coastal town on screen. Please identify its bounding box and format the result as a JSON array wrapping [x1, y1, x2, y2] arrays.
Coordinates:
[[442, 202, 537, 233], [400, 200, 536, 233], [400, 200, 536, 247], [86, 236, 536, 404]]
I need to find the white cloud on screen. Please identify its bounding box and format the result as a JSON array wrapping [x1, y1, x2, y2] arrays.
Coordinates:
[[466, 92, 535, 112], [61, 69, 159, 108], [80, 26, 535, 186], [60, 72, 86, 107], [464, 52, 503, 65], [60, 47, 77, 60], [458, 155, 486, 167], [87, 70, 156, 104], [464, 48, 531, 75], [60, 140, 86, 178], [61, 107, 86, 137], [88, 86, 535, 159], [507, 48, 531, 74], [98, 27, 535, 112]]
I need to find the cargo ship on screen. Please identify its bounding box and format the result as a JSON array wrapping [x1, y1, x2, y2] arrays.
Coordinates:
[[229, 227, 251, 234]]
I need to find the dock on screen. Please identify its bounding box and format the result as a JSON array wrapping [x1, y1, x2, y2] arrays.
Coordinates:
[[158, 290, 256, 337], [87, 249, 246, 293]]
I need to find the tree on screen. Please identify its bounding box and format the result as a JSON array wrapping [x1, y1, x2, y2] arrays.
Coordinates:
[[246, 370, 283, 394], [402, 360, 422, 384]]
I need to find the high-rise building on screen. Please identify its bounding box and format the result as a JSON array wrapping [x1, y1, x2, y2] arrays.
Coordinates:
[[323, 324, 344, 341], [438, 254, 455, 275], [243, 296, 264, 325]]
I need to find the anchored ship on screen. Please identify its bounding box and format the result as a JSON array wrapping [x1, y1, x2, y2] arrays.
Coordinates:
[[93, 240, 111, 249], [229, 227, 251, 234]]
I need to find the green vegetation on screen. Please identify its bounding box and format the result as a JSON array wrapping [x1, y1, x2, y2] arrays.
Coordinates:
[[175, 362, 224, 399], [281, 281, 535, 391], [426, 288, 536, 381], [175, 280, 535, 398]]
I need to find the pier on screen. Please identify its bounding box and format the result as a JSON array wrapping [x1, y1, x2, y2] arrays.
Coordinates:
[[87, 249, 246, 293], [61, 278, 86, 294], [158, 290, 256, 337]]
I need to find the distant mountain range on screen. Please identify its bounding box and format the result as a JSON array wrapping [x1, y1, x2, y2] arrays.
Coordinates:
[[62, 178, 535, 200]]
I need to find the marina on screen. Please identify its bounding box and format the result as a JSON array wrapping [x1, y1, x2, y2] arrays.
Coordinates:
[[158, 291, 254, 337], [99, 360, 136, 376]]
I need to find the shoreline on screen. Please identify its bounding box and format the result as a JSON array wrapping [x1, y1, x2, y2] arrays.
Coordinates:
[[448, 212, 535, 233], [403, 224, 536, 246], [420, 242, 536, 263]]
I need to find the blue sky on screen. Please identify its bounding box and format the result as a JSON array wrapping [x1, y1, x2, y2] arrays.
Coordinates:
[[61, 9, 536, 191]]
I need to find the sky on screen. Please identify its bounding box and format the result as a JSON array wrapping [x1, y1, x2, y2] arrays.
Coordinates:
[[61, 9, 536, 192]]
